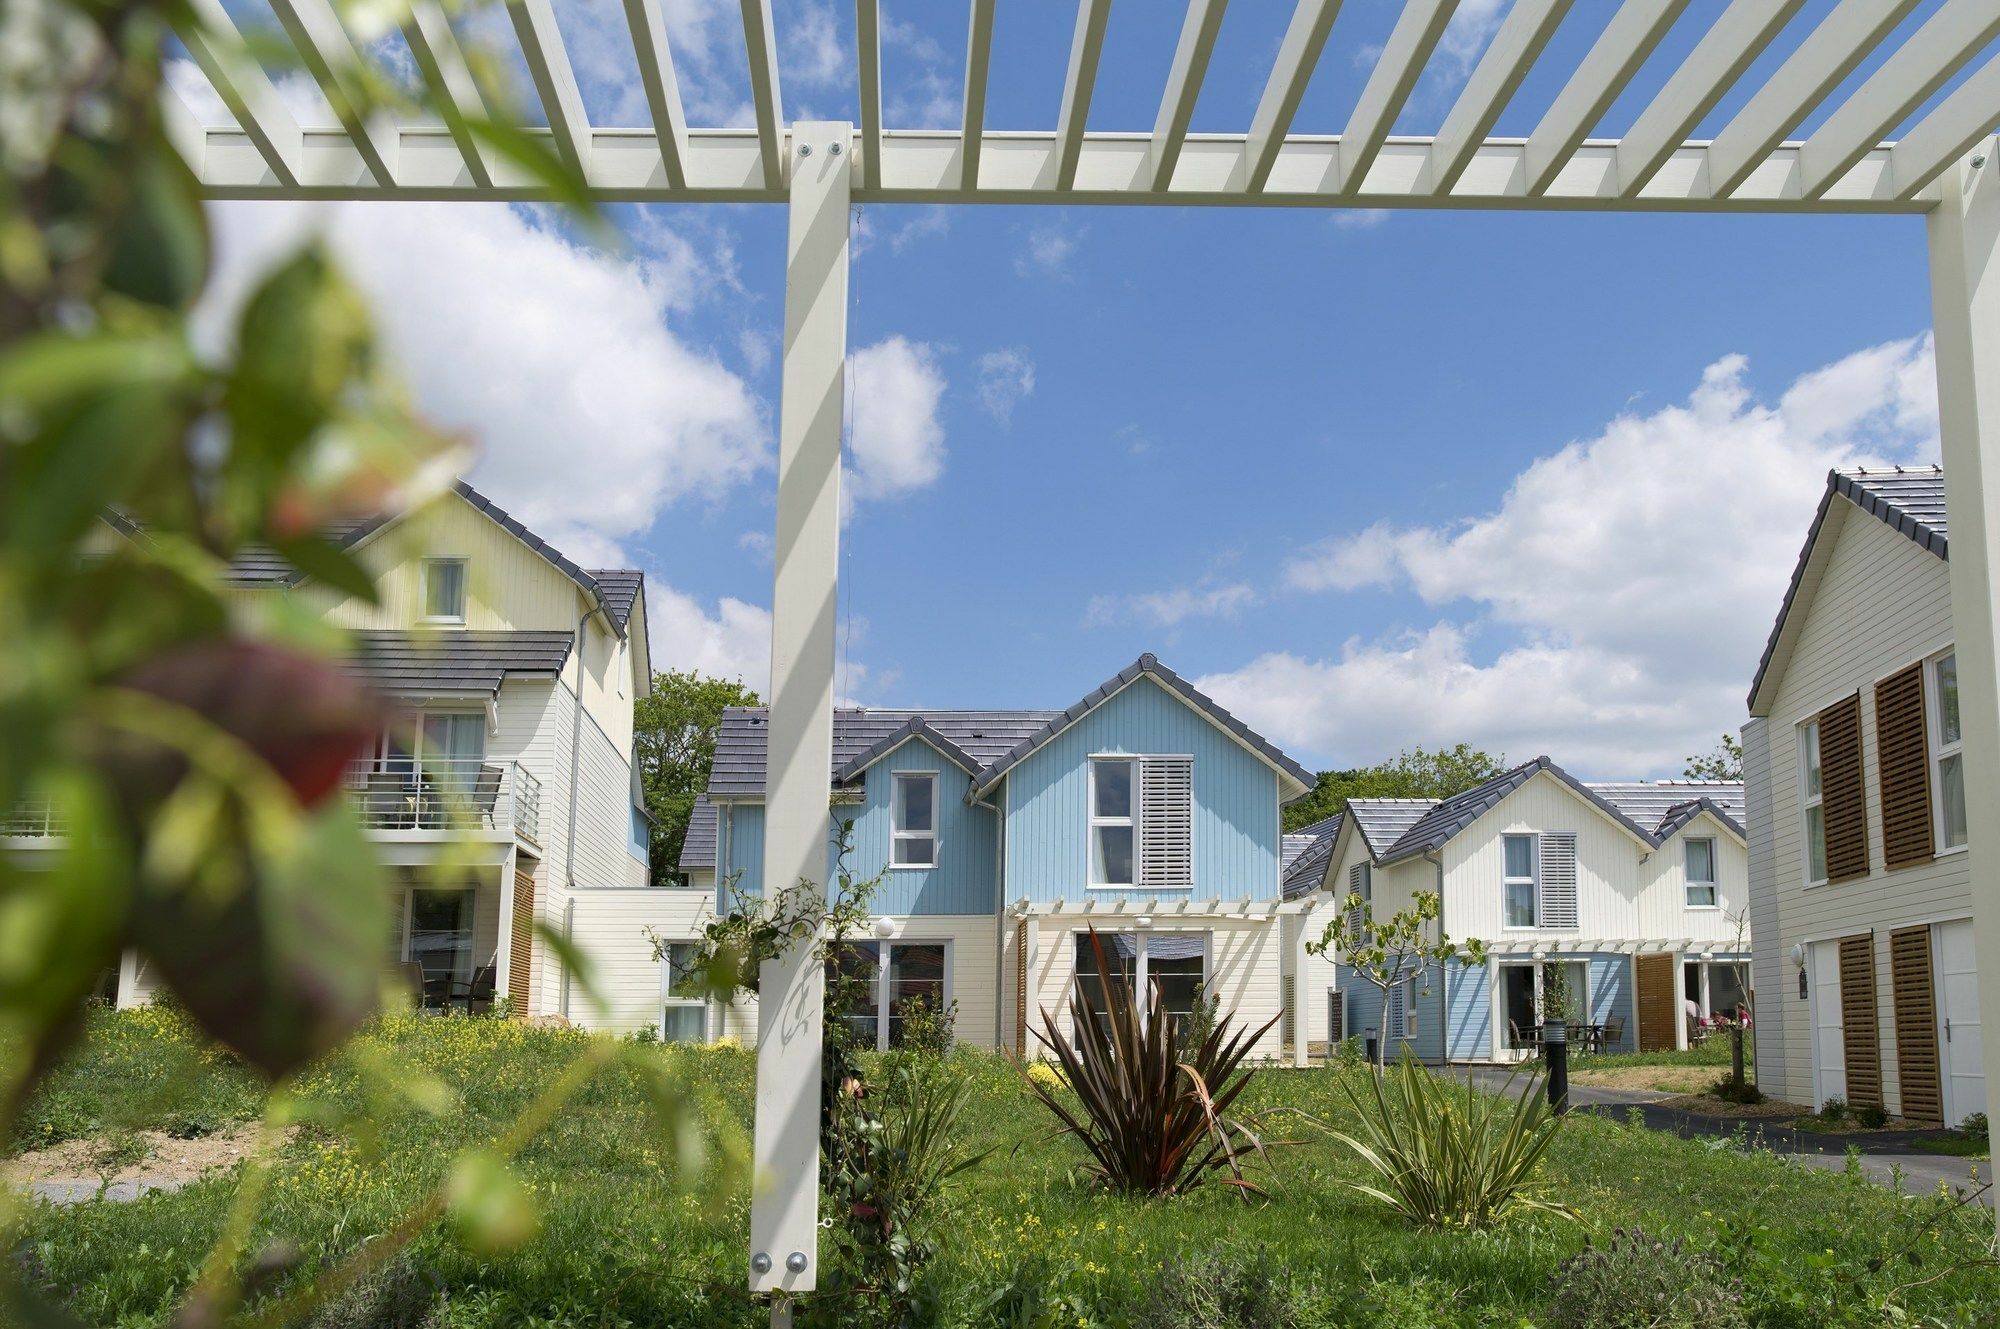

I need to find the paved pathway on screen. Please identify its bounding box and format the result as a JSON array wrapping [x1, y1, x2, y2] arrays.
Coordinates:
[[19, 1177, 185, 1206], [1445, 1065, 1991, 1205]]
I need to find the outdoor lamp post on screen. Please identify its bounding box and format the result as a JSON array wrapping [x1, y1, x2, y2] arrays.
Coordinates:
[[1364, 1026, 1377, 1065]]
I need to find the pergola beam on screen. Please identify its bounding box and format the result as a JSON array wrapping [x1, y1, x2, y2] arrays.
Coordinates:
[[1798, 0, 2000, 200], [268, 0, 397, 185], [177, 0, 303, 188], [1055, 0, 1115, 189], [1149, 0, 1230, 192], [1339, 0, 1459, 195], [1432, 0, 1574, 194], [1705, 0, 1923, 199], [624, 0, 693, 191], [403, 0, 494, 189], [961, 0, 995, 189], [1245, 0, 1342, 193], [508, 0, 592, 180], [856, 0, 883, 190], [1891, 56, 2000, 201], [1616, 0, 1807, 198], [1524, 0, 1690, 196], [741, 0, 786, 189]]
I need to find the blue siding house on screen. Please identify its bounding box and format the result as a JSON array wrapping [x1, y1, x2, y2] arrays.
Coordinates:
[[680, 655, 1314, 1056]]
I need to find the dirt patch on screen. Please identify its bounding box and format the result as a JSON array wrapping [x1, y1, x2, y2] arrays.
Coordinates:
[[1654, 1092, 1810, 1119], [1571, 1067, 1720, 1094], [3, 1123, 281, 1189]]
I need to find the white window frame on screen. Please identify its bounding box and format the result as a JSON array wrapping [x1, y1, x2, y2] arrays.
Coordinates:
[[1088, 756, 1140, 889], [1799, 717, 1828, 888], [849, 937, 953, 1052], [890, 770, 939, 869], [1926, 648, 1967, 855], [421, 556, 469, 624], [1069, 929, 1212, 1037], [1502, 833, 1538, 929], [659, 941, 710, 1043], [1684, 836, 1718, 909]]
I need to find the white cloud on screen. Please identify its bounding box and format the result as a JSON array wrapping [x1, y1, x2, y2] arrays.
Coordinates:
[[851, 206, 950, 262], [1017, 221, 1082, 277], [198, 200, 768, 565], [646, 585, 772, 692], [976, 348, 1036, 423], [848, 336, 947, 504], [782, 1, 847, 92], [1086, 581, 1258, 630], [1434, 0, 1509, 84], [1209, 337, 1942, 775], [1332, 209, 1389, 231]]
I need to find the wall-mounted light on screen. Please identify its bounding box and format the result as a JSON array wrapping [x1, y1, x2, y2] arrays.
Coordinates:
[[873, 917, 896, 940], [1789, 942, 1806, 969]]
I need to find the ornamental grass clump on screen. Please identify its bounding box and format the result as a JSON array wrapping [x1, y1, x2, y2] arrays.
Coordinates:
[[1545, 1227, 1747, 1329], [1021, 928, 1283, 1199], [1328, 1053, 1569, 1229]]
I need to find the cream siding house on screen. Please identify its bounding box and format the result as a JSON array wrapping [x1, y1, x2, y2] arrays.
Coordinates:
[[1285, 761, 1747, 1063], [91, 484, 686, 1034], [1745, 467, 1985, 1126]]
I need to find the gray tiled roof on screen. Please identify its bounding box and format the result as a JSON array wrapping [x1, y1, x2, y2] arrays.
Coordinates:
[[679, 796, 717, 872], [1281, 813, 1342, 899], [1587, 781, 1746, 838], [343, 630, 575, 695], [1377, 757, 1661, 865], [708, 709, 1060, 799], [227, 517, 381, 583], [965, 654, 1313, 801], [1652, 796, 1747, 841], [833, 717, 983, 783], [1750, 466, 1947, 711], [1344, 799, 1433, 858], [586, 569, 644, 633]]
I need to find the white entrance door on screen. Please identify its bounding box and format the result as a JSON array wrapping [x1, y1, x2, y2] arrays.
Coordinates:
[[1810, 940, 1847, 1108], [1937, 920, 1986, 1128]]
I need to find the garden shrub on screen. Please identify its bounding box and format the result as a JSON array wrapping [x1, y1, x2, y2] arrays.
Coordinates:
[[1128, 1245, 1323, 1329], [1819, 1097, 1849, 1123], [893, 994, 958, 1057], [1546, 1228, 1747, 1329], [1709, 1073, 1764, 1105], [1854, 1103, 1889, 1129], [1961, 1111, 1988, 1141], [301, 1253, 442, 1329]]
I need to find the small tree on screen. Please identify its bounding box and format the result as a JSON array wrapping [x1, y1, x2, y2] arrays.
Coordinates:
[[1308, 891, 1484, 1068], [1683, 734, 1743, 782]]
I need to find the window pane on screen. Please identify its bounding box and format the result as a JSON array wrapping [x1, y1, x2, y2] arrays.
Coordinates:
[[1075, 934, 1137, 1031], [1804, 723, 1822, 795], [1093, 759, 1132, 819], [1709, 964, 1746, 1015], [828, 942, 880, 1045], [1940, 752, 1967, 849], [896, 774, 934, 832], [426, 560, 466, 618], [409, 888, 474, 982], [1503, 835, 1533, 879], [665, 943, 703, 998], [893, 834, 934, 866], [1093, 825, 1135, 885], [887, 944, 946, 1047], [661, 1004, 706, 1043], [1505, 881, 1536, 927], [1685, 838, 1714, 882], [1806, 805, 1827, 881], [1938, 654, 1961, 745], [1688, 883, 1717, 908]]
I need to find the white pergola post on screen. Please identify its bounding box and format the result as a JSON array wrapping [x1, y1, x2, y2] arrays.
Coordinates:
[[1291, 915, 1311, 1068], [748, 120, 850, 1299], [1927, 142, 2000, 1205]]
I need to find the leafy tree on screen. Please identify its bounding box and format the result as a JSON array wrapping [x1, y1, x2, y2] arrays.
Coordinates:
[[1285, 744, 1507, 830], [1308, 892, 1484, 1068], [634, 670, 760, 886], [1683, 734, 1743, 782]]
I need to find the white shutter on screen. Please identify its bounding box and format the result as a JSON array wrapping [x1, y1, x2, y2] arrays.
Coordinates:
[[1538, 832, 1579, 929], [1138, 756, 1193, 890], [1384, 980, 1405, 1047], [1345, 863, 1368, 940]]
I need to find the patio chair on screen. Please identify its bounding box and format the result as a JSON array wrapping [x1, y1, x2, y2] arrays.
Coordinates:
[[471, 764, 504, 828], [363, 771, 414, 829], [451, 963, 498, 1015], [1600, 1015, 1625, 1052], [397, 961, 428, 1009]]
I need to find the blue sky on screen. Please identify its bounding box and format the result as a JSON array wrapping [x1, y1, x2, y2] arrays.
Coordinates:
[[181, 0, 1981, 776]]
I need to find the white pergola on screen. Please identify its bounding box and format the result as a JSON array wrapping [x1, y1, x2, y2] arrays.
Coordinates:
[[167, 0, 2000, 1299]]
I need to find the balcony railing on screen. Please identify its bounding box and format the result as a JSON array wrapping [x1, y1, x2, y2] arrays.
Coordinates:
[[343, 759, 542, 842], [1, 801, 65, 838]]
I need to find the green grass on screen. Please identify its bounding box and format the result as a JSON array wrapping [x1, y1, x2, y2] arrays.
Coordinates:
[[7, 1008, 1998, 1328], [1908, 1134, 1991, 1160], [1568, 1039, 1747, 1073]]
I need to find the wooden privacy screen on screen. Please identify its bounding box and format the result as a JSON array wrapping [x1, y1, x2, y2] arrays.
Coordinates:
[[1819, 694, 1871, 883], [1635, 954, 1676, 1052], [1890, 926, 1943, 1123], [1839, 933, 1883, 1108], [509, 867, 535, 1014], [1875, 664, 1935, 870], [1014, 919, 1028, 1057]]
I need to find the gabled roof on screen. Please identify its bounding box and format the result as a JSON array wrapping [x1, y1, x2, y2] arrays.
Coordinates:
[[1750, 466, 1947, 714], [708, 708, 1060, 799], [343, 629, 575, 695], [832, 717, 983, 784], [1281, 813, 1342, 900], [586, 568, 644, 634], [679, 796, 717, 872], [1377, 757, 1660, 865], [1344, 799, 1435, 860], [1587, 780, 1745, 841], [964, 654, 1312, 802]]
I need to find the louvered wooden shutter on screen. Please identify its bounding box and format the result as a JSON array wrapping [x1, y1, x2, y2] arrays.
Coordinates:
[[1875, 664, 1935, 870], [1537, 832, 1579, 929], [1635, 953, 1676, 1052], [1818, 694, 1870, 882], [1839, 933, 1883, 1108], [509, 866, 536, 1016], [1014, 919, 1028, 1057], [1346, 863, 1368, 939], [1890, 926, 1943, 1123], [1139, 756, 1193, 890]]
